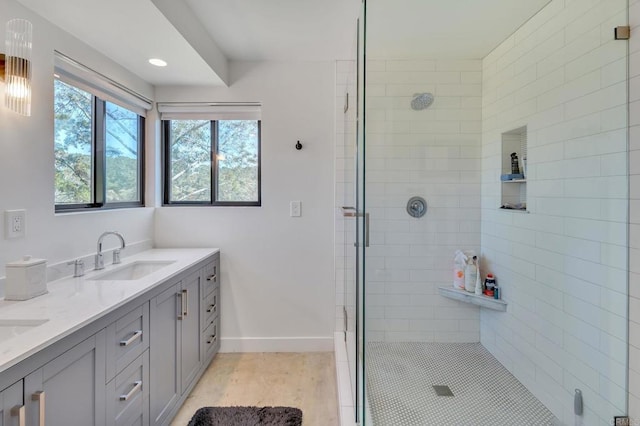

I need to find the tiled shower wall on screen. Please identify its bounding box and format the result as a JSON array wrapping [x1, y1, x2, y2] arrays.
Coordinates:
[[362, 59, 482, 343], [480, 0, 629, 424], [334, 59, 483, 342]]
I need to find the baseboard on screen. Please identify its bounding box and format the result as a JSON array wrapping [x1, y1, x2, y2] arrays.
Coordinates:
[[220, 336, 334, 352]]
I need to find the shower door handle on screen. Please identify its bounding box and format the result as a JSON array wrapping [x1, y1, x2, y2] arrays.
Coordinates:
[[341, 206, 357, 217], [364, 212, 370, 247], [341, 207, 369, 247]]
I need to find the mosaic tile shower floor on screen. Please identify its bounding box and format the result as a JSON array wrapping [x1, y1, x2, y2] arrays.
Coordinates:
[[365, 342, 559, 426]]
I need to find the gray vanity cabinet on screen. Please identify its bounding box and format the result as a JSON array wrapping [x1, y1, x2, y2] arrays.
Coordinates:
[[0, 381, 23, 426], [106, 350, 149, 426], [149, 269, 202, 426], [180, 270, 201, 394], [149, 283, 181, 426], [24, 330, 107, 426], [0, 252, 220, 426], [106, 303, 150, 426], [201, 258, 220, 361]]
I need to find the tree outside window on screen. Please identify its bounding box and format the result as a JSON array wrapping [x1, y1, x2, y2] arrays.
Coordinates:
[[54, 79, 144, 210], [164, 119, 260, 206]]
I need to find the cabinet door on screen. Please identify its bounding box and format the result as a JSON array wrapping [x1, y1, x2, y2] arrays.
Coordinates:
[[24, 331, 106, 426], [0, 381, 23, 426], [149, 283, 181, 426], [180, 271, 201, 394]]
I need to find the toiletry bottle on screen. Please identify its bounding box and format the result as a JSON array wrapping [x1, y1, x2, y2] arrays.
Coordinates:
[[494, 283, 500, 300], [484, 274, 495, 297], [465, 257, 477, 293], [474, 258, 482, 295], [511, 152, 520, 174], [453, 250, 468, 290]]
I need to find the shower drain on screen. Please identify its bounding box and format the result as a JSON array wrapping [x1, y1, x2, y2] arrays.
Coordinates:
[[432, 385, 454, 397]]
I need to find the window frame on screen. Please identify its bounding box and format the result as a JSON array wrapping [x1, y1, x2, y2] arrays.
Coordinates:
[[162, 119, 262, 207], [54, 80, 145, 212]]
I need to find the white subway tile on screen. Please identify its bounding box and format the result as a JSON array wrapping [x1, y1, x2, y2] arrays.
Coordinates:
[[386, 60, 436, 72]]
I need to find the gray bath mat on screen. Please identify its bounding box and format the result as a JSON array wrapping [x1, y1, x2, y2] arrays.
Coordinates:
[[187, 406, 303, 426]]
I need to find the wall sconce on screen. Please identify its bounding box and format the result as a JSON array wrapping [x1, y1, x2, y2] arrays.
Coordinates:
[[0, 19, 32, 116]]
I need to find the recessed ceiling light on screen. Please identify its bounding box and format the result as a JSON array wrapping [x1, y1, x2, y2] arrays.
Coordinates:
[[148, 58, 167, 67]]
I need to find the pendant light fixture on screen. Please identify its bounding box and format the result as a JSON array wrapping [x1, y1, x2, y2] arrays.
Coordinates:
[[0, 19, 33, 116]]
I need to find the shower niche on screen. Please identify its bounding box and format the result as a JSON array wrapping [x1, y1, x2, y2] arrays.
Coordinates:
[[500, 126, 527, 212]]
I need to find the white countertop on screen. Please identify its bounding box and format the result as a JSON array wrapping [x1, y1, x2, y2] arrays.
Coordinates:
[[0, 248, 219, 374]]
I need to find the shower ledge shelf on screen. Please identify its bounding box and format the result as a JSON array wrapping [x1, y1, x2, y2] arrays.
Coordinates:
[[438, 287, 507, 312]]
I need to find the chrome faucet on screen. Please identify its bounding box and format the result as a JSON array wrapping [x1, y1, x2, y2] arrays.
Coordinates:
[[95, 231, 126, 270]]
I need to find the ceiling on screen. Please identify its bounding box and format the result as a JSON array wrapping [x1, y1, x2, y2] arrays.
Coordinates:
[[185, 0, 362, 62], [17, 0, 224, 86], [366, 0, 551, 58], [17, 0, 550, 87]]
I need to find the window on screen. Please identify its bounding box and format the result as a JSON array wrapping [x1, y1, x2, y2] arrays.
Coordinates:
[[54, 80, 144, 210], [162, 118, 261, 206], [53, 52, 150, 211]]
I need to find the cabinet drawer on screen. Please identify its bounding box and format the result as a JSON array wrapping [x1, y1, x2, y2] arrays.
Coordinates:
[[107, 350, 149, 426], [202, 316, 220, 359], [202, 259, 219, 299], [106, 303, 149, 381], [201, 287, 219, 332]]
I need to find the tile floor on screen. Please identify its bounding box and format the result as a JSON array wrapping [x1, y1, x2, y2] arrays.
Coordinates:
[[366, 342, 559, 426], [171, 352, 340, 426]]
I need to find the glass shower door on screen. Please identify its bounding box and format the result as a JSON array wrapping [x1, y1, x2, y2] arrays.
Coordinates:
[[340, 4, 366, 423], [358, 0, 630, 425], [356, 2, 367, 424]]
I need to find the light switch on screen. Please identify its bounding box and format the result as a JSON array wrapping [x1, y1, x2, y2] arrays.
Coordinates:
[[290, 201, 301, 217]]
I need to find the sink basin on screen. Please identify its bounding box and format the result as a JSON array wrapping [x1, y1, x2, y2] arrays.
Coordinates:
[[88, 261, 175, 281], [0, 319, 49, 340]]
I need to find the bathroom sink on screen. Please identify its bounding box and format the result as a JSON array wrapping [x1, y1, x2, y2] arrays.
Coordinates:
[[0, 319, 49, 340], [88, 261, 175, 281]]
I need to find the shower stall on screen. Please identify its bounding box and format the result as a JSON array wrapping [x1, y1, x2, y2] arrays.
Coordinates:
[[336, 0, 631, 425]]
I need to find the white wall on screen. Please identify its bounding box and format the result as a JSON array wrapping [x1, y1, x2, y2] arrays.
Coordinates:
[[628, 0, 640, 421], [359, 59, 483, 343], [481, 0, 628, 424], [154, 61, 336, 352], [0, 0, 155, 289]]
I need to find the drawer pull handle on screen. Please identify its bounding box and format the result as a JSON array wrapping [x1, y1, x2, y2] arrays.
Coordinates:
[[120, 330, 143, 347], [177, 292, 184, 320], [207, 324, 217, 344], [119, 380, 142, 401], [206, 275, 217, 281], [31, 391, 45, 426], [182, 289, 188, 317], [206, 304, 217, 313], [11, 405, 25, 426]]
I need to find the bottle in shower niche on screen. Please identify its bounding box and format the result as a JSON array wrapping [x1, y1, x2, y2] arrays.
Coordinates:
[[464, 257, 477, 293], [484, 274, 496, 297], [510, 152, 520, 174], [453, 250, 468, 290]]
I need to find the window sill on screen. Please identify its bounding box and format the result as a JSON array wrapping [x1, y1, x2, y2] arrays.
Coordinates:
[[55, 203, 145, 214]]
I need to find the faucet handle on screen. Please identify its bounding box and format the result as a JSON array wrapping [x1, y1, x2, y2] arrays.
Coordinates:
[[95, 253, 104, 270], [113, 249, 122, 264], [67, 259, 85, 277]]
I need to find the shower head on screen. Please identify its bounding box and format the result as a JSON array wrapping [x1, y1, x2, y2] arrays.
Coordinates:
[[411, 93, 434, 111]]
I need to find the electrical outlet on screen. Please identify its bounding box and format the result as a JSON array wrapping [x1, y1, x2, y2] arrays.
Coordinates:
[[290, 201, 301, 217], [5, 209, 26, 239]]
